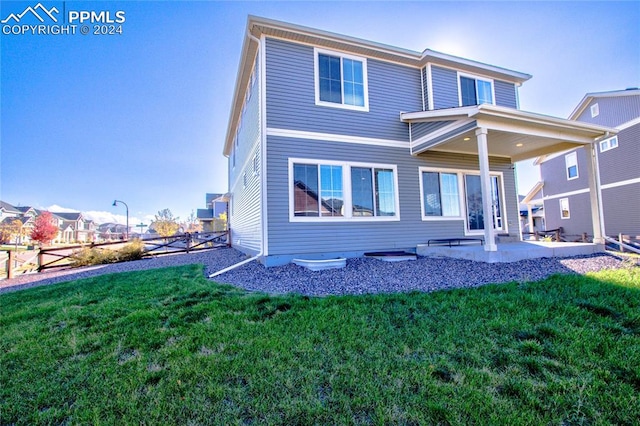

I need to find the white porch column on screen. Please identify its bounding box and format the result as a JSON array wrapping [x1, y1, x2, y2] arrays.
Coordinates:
[[527, 204, 534, 235], [584, 143, 604, 244], [476, 128, 497, 251]]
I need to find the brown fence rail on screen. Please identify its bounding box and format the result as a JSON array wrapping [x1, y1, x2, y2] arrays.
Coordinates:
[[522, 227, 563, 242], [2, 231, 229, 279]]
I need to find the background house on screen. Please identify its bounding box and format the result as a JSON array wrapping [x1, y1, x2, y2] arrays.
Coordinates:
[[223, 17, 615, 266], [0, 201, 103, 245], [197, 193, 228, 232], [97, 223, 130, 241], [51, 212, 96, 243], [538, 89, 639, 242], [0, 201, 36, 245], [519, 182, 545, 238]]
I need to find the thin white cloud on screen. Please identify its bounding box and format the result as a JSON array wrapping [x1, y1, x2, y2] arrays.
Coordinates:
[[46, 204, 80, 213], [42, 205, 150, 226], [84, 210, 148, 226]]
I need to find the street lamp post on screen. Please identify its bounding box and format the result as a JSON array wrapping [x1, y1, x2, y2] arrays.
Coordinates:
[[112, 199, 129, 240]]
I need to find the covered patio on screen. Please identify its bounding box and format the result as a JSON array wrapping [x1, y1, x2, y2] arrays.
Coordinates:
[[417, 240, 604, 263], [401, 104, 618, 260]]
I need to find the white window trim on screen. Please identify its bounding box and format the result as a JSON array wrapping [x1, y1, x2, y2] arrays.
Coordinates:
[[565, 151, 579, 180], [457, 72, 496, 107], [313, 47, 369, 112], [418, 167, 507, 235], [462, 171, 507, 236], [560, 198, 570, 219], [590, 103, 599, 118], [288, 158, 399, 222], [599, 135, 618, 153], [418, 166, 465, 221]]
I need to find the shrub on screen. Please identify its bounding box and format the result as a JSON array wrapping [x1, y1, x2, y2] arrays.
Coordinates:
[[71, 240, 144, 267]]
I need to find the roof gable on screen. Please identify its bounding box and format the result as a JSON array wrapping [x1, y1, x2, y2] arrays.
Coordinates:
[[569, 88, 640, 120], [53, 212, 83, 221]]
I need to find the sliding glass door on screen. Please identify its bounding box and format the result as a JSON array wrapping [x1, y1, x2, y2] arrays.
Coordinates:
[[464, 175, 504, 233]]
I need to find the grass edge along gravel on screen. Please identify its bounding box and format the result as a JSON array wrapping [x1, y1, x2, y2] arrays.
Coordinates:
[[1, 264, 638, 425]]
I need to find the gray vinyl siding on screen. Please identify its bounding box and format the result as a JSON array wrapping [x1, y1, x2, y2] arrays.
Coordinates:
[[265, 38, 421, 141], [543, 192, 594, 239], [543, 182, 640, 239], [431, 66, 459, 109], [430, 65, 519, 110], [413, 121, 478, 154], [410, 121, 453, 141], [539, 147, 590, 197], [602, 183, 640, 237], [229, 56, 262, 255], [265, 135, 518, 257], [597, 123, 640, 185], [576, 95, 640, 127], [494, 80, 518, 109], [421, 66, 428, 111]]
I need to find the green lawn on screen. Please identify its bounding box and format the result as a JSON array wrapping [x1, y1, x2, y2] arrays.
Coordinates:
[[1, 265, 638, 425]]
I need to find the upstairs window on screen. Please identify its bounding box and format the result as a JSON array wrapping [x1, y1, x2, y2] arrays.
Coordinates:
[[565, 151, 578, 180], [459, 74, 494, 106], [590, 103, 599, 118], [315, 49, 368, 111], [599, 136, 618, 153]]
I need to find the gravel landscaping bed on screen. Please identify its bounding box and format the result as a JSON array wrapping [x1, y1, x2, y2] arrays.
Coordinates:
[[1, 247, 635, 296]]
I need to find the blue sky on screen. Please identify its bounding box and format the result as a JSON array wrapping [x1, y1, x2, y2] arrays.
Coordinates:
[[1, 1, 638, 226]]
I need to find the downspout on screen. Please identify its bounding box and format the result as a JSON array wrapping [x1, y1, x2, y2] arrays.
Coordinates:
[[209, 254, 261, 278], [209, 29, 264, 278]]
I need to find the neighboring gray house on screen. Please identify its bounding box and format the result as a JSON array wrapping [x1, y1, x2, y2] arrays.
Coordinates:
[[223, 16, 616, 266], [519, 183, 545, 237], [197, 193, 228, 232], [538, 89, 640, 242]]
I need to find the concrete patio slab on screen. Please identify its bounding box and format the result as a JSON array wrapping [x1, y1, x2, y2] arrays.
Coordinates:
[[416, 241, 605, 263]]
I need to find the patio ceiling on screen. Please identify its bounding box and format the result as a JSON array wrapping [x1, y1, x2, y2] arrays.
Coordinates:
[[400, 104, 618, 162]]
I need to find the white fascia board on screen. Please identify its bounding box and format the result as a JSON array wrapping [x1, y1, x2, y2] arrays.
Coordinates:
[[421, 48, 532, 84], [400, 106, 478, 122], [247, 15, 531, 83], [247, 15, 420, 62], [410, 119, 475, 149], [223, 24, 260, 157], [522, 181, 544, 204], [617, 116, 640, 131], [473, 104, 618, 137]]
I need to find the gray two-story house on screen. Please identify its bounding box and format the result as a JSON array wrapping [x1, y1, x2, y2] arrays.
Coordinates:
[[223, 16, 615, 266], [539, 89, 639, 242]]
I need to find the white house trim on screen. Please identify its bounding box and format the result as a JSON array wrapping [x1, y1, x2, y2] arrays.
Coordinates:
[[618, 116, 640, 131], [266, 128, 408, 149], [602, 177, 640, 190], [426, 63, 435, 111], [313, 47, 370, 112], [542, 177, 640, 202], [259, 34, 269, 257], [542, 188, 590, 201]]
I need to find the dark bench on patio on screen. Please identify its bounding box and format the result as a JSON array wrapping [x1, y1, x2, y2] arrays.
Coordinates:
[[427, 238, 484, 247]]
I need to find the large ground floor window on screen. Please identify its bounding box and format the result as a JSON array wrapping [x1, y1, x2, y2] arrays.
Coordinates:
[[289, 158, 399, 221], [420, 167, 506, 234]]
